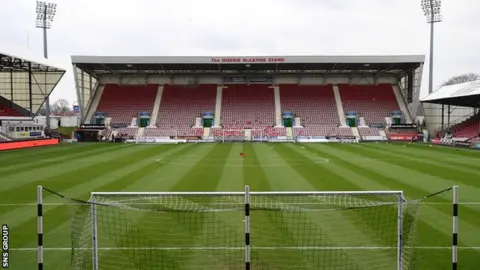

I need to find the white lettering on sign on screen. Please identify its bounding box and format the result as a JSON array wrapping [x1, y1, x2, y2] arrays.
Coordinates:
[[211, 57, 286, 63]]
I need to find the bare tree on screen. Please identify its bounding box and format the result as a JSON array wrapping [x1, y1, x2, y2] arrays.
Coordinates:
[[36, 107, 46, 116], [442, 73, 480, 86], [51, 99, 73, 115]]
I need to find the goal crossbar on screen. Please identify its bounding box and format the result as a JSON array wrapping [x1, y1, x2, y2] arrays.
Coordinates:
[[90, 190, 404, 196]]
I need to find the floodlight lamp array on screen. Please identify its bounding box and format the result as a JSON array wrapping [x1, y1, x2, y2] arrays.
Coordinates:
[[421, 0, 442, 23], [35, 1, 57, 29]]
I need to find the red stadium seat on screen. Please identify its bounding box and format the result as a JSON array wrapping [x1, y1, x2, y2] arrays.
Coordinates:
[[338, 84, 400, 125], [220, 84, 276, 128], [96, 84, 157, 125], [280, 84, 339, 125], [145, 84, 216, 137], [452, 115, 480, 138], [358, 127, 381, 137], [0, 104, 23, 117]]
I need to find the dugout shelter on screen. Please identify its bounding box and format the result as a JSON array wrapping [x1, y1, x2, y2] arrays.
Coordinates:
[[72, 55, 425, 127]]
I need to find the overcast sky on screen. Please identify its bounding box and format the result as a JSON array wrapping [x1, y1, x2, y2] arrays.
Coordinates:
[[1, 0, 479, 105]]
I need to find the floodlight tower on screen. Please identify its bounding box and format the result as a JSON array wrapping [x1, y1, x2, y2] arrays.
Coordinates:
[[421, 0, 442, 95], [35, 1, 57, 129]]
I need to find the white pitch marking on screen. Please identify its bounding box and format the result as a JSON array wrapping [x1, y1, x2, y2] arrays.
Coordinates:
[[154, 156, 330, 167], [9, 246, 480, 251], [1, 202, 480, 206]]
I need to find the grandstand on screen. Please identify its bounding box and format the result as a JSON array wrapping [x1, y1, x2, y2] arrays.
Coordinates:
[[72, 55, 425, 142], [0, 51, 65, 141], [422, 80, 480, 140]]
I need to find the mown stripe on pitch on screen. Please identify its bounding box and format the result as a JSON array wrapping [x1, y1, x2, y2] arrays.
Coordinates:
[[0, 144, 132, 177], [304, 144, 459, 246], [273, 144, 357, 191], [324, 144, 480, 251], [406, 142, 480, 158], [0, 143, 93, 164], [302, 144, 468, 267], [69, 144, 205, 270], [356, 144, 480, 187], [167, 143, 244, 269], [215, 143, 245, 191], [0, 145, 182, 226], [244, 143, 312, 269], [0, 144, 174, 210], [366, 143, 480, 170], [271, 144, 383, 269], [0, 143, 109, 167], [347, 144, 480, 205], [7, 144, 197, 250]]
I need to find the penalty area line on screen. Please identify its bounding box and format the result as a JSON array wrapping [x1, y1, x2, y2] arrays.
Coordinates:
[[9, 246, 480, 251]]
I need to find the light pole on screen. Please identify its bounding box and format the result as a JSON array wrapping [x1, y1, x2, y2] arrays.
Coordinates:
[[35, 1, 57, 130], [421, 0, 442, 95]]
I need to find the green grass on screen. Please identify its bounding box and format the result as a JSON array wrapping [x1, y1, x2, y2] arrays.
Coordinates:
[[0, 142, 479, 269], [53, 126, 76, 138]]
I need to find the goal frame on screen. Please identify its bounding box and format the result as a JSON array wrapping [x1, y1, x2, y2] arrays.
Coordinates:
[[36, 185, 459, 270]]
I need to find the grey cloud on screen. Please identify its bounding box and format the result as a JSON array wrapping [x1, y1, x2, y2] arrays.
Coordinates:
[[1, 0, 479, 102]]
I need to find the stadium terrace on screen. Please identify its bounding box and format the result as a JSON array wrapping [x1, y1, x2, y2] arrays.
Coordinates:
[[70, 54, 426, 144]]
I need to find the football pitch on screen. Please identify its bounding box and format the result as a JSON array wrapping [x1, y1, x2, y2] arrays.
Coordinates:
[[0, 142, 479, 269]]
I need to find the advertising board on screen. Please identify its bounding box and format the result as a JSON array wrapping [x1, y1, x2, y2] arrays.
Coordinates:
[[79, 124, 105, 129], [389, 135, 417, 141], [0, 138, 59, 151], [362, 136, 387, 141]]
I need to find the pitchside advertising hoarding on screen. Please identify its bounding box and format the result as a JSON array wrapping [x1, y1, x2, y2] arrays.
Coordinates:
[[389, 135, 418, 141], [0, 138, 59, 151], [432, 138, 476, 149]]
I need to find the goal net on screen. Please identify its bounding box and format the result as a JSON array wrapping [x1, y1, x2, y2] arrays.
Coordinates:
[[212, 129, 247, 142], [39, 186, 454, 270]]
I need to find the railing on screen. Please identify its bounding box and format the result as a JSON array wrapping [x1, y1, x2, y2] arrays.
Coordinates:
[[433, 111, 478, 133]]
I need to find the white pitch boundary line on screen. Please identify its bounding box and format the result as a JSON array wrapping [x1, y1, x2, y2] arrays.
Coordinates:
[[9, 246, 480, 251], [1, 202, 480, 206]]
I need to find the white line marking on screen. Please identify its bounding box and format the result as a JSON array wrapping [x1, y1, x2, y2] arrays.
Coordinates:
[[154, 156, 330, 167], [9, 246, 480, 251], [1, 202, 480, 206]]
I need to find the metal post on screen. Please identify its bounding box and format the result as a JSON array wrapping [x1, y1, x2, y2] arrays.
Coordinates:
[[244, 185, 251, 270], [447, 105, 451, 128], [36, 1, 57, 128], [91, 195, 99, 270], [9, 70, 14, 111], [441, 104, 445, 130], [428, 13, 435, 95], [397, 192, 404, 270], [28, 63, 34, 113], [452, 186, 459, 270], [421, 0, 443, 95], [37, 186, 44, 270], [43, 10, 50, 129]]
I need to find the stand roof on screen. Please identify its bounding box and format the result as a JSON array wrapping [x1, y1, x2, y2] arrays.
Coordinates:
[[421, 80, 480, 107], [72, 55, 424, 75], [0, 51, 66, 115]]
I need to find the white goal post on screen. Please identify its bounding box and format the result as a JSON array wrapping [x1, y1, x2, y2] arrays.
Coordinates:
[[36, 185, 459, 270]]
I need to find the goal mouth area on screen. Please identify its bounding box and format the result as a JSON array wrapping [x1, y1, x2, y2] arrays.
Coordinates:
[[37, 186, 457, 270]]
